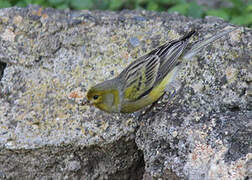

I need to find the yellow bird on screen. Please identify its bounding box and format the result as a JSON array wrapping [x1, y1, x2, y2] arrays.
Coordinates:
[[86, 27, 237, 113]]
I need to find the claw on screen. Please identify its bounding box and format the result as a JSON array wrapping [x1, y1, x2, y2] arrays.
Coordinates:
[[165, 80, 182, 96]]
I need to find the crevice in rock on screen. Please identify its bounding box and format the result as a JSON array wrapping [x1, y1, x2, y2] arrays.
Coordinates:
[[127, 149, 145, 180], [108, 149, 145, 180], [229, 105, 240, 112], [0, 61, 7, 81]]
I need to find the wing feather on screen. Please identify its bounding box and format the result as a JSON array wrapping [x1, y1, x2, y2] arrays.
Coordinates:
[[121, 30, 195, 101], [155, 40, 188, 84], [123, 55, 160, 101]]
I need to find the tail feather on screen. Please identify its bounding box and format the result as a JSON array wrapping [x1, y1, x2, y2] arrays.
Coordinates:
[[183, 27, 238, 60]]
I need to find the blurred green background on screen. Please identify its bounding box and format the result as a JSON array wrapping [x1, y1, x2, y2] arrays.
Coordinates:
[[0, 0, 251, 27]]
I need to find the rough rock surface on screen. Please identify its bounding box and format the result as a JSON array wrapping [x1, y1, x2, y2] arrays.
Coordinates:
[[0, 6, 251, 180]]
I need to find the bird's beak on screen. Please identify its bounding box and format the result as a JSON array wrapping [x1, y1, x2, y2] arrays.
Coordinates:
[[81, 98, 91, 105]]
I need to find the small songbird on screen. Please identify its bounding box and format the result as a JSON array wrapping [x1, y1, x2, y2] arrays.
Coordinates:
[[86, 27, 237, 113]]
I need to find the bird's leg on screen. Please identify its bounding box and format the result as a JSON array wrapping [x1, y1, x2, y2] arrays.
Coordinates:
[[165, 80, 181, 98], [140, 95, 163, 118], [144, 94, 163, 113], [162, 80, 182, 110], [141, 80, 182, 116], [165, 79, 181, 93]]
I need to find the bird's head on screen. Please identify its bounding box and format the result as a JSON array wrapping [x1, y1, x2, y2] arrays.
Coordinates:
[[86, 80, 120, 113]]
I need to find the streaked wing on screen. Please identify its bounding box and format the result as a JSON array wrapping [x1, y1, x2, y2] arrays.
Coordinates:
[[155, 38, 189, 84], [122, 30, 195, 101], [154, 30, 195, 84], [123, 55, 160, 101]]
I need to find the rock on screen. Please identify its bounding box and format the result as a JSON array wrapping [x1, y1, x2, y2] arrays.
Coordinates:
[[0, 5, 251, 180]]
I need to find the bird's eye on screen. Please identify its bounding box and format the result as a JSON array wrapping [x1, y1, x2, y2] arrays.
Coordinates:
[[93, 95, 99, 100]]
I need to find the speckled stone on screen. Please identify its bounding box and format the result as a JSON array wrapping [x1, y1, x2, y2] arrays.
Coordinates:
[[0, 5, 251, 180]]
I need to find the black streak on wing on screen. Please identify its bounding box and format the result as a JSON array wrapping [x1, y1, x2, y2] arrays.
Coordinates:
[[154, 30, 195, 84], [124, 30, 196, 101]]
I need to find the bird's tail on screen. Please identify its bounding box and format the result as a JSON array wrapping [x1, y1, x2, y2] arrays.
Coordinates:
[[183, 27, 238, 60]]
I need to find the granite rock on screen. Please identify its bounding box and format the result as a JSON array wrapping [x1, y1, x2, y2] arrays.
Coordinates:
[[0, 6, 251, 180]]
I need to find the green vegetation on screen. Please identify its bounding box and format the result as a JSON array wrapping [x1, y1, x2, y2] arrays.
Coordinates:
[[0, 0, 251, 27]]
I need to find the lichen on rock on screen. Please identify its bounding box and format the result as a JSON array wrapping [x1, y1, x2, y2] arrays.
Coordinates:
[[0, 6, 251, 180]]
